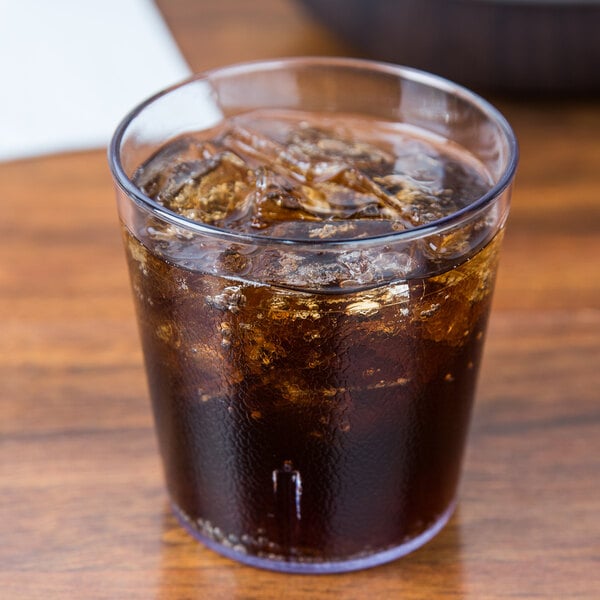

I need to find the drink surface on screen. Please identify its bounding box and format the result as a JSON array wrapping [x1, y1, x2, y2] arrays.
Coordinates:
[[134, 110, 490, 239], [123, 110, 502, 568]]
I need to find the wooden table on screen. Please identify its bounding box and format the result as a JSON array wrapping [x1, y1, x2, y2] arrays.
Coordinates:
[[1, 1, 598, 598]]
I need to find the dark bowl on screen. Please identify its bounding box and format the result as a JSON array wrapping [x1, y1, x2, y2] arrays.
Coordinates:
[[298, 0, 600, 94]]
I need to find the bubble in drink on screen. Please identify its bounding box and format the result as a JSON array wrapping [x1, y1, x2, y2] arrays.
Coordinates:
[[123, 109, 503, 569]]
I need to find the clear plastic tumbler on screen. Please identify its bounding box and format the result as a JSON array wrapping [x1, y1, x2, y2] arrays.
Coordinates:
[[109, 58, 518, 573]]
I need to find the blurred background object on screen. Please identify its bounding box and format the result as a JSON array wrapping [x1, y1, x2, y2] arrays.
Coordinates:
[[298, 0, 600, 93], [0, 0, 190, 162]]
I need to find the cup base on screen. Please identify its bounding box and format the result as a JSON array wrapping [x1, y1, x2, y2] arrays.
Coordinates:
[[170, 498, 457, 574]]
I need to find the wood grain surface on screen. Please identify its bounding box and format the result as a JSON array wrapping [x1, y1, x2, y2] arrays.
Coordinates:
[[1, 1, 599, 598]]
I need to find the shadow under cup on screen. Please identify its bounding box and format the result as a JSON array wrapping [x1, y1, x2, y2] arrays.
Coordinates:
[[109, 58, 518, 573]]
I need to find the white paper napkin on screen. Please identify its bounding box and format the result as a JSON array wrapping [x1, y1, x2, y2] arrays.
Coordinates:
[[0, 0, 192, 162]]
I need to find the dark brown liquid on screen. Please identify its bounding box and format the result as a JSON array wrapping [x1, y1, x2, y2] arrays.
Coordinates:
[[123, 112, 501, 565], [125, 231, 500, 563]]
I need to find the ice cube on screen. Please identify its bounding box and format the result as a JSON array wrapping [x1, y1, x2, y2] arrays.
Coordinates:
[[134, 134, 255, 228], [285, 123, 395, 177], [243, 167, 322, 230], [216, 117, 417, 227], [133, 136, 203, 196], [205, 285, 246, 313]]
